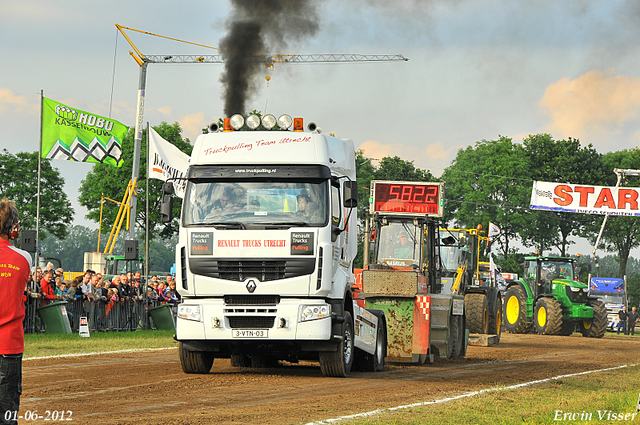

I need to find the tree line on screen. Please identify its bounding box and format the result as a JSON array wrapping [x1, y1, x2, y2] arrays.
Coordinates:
[[2, 127, 639, 280]]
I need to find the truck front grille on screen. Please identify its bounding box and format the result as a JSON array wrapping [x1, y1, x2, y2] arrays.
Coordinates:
[[224, 295, 280, 306], [219, 260, 286, 281], [228, 316, 275, 329]]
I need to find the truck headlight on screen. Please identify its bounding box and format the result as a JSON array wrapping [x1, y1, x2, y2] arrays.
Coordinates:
[[300, 304, 331, 322], [178, 305, 202, 322]]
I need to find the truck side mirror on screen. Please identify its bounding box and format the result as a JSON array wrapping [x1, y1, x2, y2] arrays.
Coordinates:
[[160, 182, 174, 224], [160, 196, 173, 223], [343, 180, 358, 208]]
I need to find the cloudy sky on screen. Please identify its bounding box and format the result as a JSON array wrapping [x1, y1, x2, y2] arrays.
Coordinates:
[[2, 1, 640, 254]]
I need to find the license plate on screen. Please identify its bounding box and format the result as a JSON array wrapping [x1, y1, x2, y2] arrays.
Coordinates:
[[232, 329, 268, 338]]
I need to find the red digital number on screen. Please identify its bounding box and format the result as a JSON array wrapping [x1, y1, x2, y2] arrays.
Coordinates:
[[374, 183, 440, 214], [401, 185, 412, 201], [425, 186, 437, 202], [412, 186, 425, 202], [389, 185, 401, 200]]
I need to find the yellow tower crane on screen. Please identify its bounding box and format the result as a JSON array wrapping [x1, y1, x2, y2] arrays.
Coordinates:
[[112, 24, 408, 270]]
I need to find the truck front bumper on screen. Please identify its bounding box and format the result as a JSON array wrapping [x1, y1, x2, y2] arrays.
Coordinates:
[[175, 298, 333, 342]]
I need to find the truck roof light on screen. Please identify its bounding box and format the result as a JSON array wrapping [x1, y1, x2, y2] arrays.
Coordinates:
[[246, 114, 261, 130], [278, 114, 293, 130], [293, 118, 304, 132], [230, 114, 245, 130], [262, 114, 276, 130], [223, 118, 233, 132]]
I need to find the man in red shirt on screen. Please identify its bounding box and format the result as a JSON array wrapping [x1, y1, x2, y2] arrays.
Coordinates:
[[0, 199, 31, 424], [39, 270, 59, 306]]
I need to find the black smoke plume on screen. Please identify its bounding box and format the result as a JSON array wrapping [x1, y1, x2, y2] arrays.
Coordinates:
[[219, 0, 321, 117]]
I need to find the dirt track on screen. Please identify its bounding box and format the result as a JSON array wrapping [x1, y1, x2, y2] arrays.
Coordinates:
[[19, 333, 640, 425]]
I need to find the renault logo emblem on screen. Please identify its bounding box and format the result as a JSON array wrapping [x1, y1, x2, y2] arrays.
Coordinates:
[[246, 279, 257, 293]]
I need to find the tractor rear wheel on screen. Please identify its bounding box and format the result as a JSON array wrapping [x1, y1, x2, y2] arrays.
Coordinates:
[[533, 298, 563, 335], [580, 300, 607, 338], [558, 320, 575, 336], [488, 296, 503, 343], [465, 293, 489, 334], [504, 286, 531, 334]]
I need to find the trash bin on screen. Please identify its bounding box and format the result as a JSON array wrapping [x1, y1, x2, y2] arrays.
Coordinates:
[[148, 304, 175, 331], [37, 301, 72, 334]]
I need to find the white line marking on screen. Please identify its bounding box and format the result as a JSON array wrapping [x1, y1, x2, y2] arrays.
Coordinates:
[[24, 346, 177, 361], [306, 364, 635, 425]]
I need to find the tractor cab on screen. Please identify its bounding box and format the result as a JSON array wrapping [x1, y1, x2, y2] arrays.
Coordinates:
[[373, 219, 423, 270], [523, 257, 587, 299]]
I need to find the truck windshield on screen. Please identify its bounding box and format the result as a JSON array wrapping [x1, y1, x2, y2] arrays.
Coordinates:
[[183, 180, 328, 227]]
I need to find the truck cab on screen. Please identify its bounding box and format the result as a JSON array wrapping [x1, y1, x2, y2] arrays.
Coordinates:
[[165, 114, 384, 377]]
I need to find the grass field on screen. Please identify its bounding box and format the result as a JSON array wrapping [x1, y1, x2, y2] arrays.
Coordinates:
[[23, 330, 177, 358], [341, 365, 640, 425]]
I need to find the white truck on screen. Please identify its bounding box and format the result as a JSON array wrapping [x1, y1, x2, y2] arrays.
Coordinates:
[[161, 114, 386, 377]]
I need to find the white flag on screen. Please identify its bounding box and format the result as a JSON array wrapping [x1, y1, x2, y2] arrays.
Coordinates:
[[488, 222, 500, 238], [148, 127, 190, 198]]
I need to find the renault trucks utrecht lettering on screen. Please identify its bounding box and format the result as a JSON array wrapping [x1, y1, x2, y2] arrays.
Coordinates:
[[165, 115, 386, 377]]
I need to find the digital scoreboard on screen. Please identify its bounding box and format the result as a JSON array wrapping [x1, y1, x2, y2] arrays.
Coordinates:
[[370, 181, 444, 217]]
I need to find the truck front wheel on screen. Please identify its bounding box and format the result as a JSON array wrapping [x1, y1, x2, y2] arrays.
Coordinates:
[[320, 311, 354, 377], [179, 342, 214, 374]]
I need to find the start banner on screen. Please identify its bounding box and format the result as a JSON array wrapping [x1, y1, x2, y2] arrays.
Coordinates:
[[530, 181, 640, 217]]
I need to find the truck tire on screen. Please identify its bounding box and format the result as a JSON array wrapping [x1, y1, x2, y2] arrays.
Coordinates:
[[319, 311, 354, 377], [533, 297, 563, 335], [488, 296, 503, 343], [179, 342, 214, 374], [353, 311, 386, 372], [504, 285, 531, 334], [580, 300, 607, 338], [365, 313, 387, 372], [558, 320, 575, 336], [230, 354, 251, 367], [465, 293, 489, 334]]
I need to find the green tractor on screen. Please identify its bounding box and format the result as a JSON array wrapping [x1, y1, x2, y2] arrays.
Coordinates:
[[503, 256, 607, 337]]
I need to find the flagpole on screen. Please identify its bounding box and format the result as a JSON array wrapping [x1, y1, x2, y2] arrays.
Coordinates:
[[36, 90, 43, 267], [144, 122, 150, 329]]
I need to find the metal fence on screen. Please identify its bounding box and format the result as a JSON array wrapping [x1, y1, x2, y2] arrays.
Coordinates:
[[24, 296, 177, 334]]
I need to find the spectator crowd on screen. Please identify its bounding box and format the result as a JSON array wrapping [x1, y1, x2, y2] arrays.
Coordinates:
[[24, 263, 179, 332]]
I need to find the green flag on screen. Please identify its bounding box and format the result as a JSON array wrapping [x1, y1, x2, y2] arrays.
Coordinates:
[[41, 97, 129, 167]]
